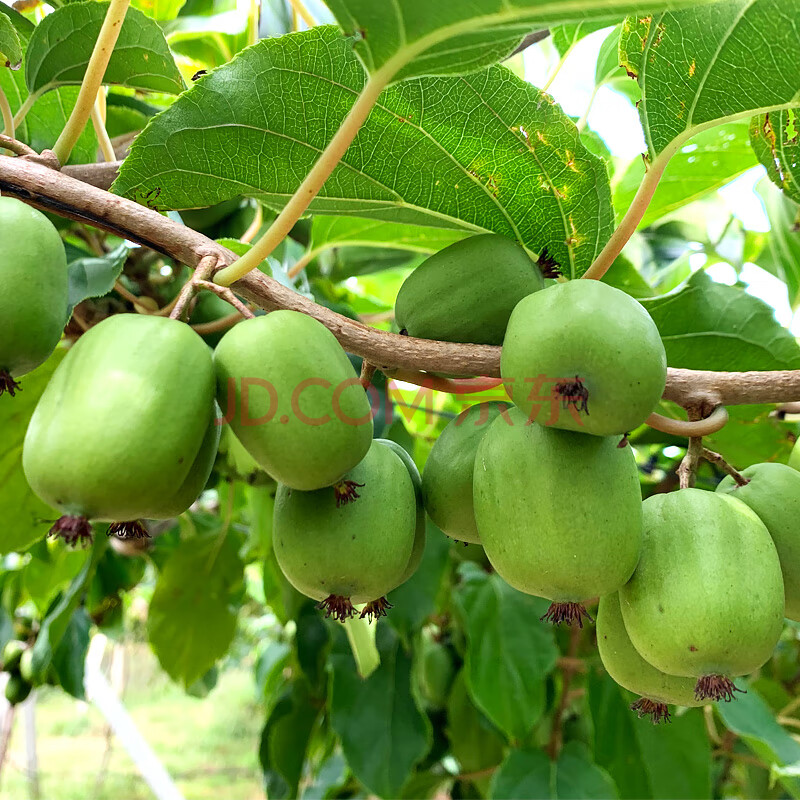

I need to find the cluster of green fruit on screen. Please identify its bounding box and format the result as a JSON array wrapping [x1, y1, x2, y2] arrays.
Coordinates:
[[401, 234, 800, 721], [0, 631, 57, 706], [6, 204, 800, 723]]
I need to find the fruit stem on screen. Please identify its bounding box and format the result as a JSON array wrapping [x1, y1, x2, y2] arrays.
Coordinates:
[[700, 447, 749, 487], [547, 623, 582, 759], [343, 614, 380, 679], [213, 70, 392, 287], [582, 148, 673, 281], [90, 90, 116, 163], [0, 86, 13, 140], [52, 0, 131, 165]]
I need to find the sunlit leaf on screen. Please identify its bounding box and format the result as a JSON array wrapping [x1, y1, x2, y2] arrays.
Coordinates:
[[115, 26, 613, 277]]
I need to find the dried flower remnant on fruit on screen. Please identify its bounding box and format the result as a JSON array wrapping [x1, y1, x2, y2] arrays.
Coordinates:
[[49, 515, 93, 547], [317, 594, 356, 622], [630, 697, 671, 724], [537, 247, 562, 279], [694, 674, 745, 702], [360, 597, 392, 623], [0, 370, 21, 397], [555, 375, 589, 416], [540, 601, 594, 627], [334, 480, 365, 508], [107, 520, 150, 539], [618, 433, 630, 448]]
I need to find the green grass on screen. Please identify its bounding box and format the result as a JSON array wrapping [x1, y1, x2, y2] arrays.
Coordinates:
[[1, 644, 264, 800]]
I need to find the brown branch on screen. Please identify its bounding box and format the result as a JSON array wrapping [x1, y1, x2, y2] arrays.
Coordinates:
[[3, 155, 800, 410], [701, 447, 749, 486]]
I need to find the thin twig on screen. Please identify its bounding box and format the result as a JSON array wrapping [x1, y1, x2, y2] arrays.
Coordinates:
[[194, 280, 256, 319], [701, 448, 749, 486], [677, 407, 705, 489], [0, 136, 36, 157], [169, 255, 218, 321], [648, 407, 729, 438], [0, 87, 14, 140], [359, 360, 377, 390], [191, 311, 244, 335]]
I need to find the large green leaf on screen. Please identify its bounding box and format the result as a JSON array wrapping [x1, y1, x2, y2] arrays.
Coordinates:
[[613, 122, 757, 227], [587, 671, 710, 799], [756, 179, 800, 308], [25, 2, 184, 95], [621, 0, 800, 160], [147, 523, 244, 687], [329, 624, 431, 798], [325, 0, 714, 83], [751, 109, 800, 204], [0, 13, 22, 69], [642, 270, 800, 370], [52, 608, 91, 699], [717, 683, 800, 798], [0, 4, 34, 40], [0, 349, 64, 556], [114, 26, 613, 278], [453, 563, 558, 742], [491, 742, 618, 799]]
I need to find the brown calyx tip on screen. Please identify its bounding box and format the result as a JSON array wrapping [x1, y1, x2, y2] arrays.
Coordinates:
[[694, 674, 745, 702], [317, 594, 356, 622], [333, 480, 365, 508], [360, 597, 393, 623], [540, 601, 594, 628], [49, 515, 93, 547], [107, 520, 150, 540], [0, 370, 22, 398], [555, 375, 589, 416], [537, 246, 562, 279], [630, 697, 672, 724]]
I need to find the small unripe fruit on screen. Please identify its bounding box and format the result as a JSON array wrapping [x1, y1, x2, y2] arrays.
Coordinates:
[[501, 280, 666, 436], [620, 489, 784, 702]]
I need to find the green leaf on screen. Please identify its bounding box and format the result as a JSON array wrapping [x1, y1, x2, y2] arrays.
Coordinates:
[[325, 0, 710, 83], [387, 521, 451, 641], [703, 403, 796, 466], [453, 563, 558, 742], [0, 40, 97, 164], [259, 678, 321, 799], [25, 2, 184, 95], [717, 682, 800, 798], [29, 534, 105, 683], [308, 217, 469, 263], [620, 1, 800, 160], [52, 608, 91, 699], [114, 26, 613, 278], [446, 669, 507, 776], [641, 271, 800, 370], [491, 747, 552, 798], [329, 624, 431, 798], [0, 350, 65, 556], [0, 4, 35, 40], [0, 13, 22, 69], [587, 671, 710, 799], [147, 525, 244, 687], [67, 242, 130, 314], [491, 743, 618, 799], [755, 178, 800, 308], [613, 121, 758, 227], [551, 22, 610, 58], [23, 543, 86, 613], [751, 109, 800, 204]]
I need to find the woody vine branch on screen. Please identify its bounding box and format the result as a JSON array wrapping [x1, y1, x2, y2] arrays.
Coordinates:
[[2, 153, 800, 417]]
